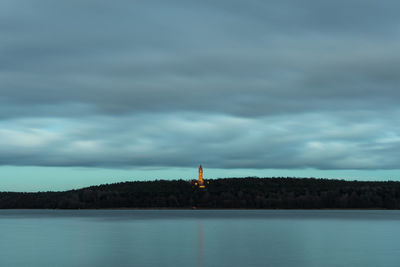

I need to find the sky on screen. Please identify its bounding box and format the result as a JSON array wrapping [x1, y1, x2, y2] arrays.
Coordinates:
[[1, 0, 400, 191]]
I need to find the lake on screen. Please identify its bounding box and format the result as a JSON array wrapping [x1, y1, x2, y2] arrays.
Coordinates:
[[0, 210, 399, 267]]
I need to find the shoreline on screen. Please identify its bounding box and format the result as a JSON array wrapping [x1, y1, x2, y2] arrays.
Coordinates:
[[0, 208, 393, 210]]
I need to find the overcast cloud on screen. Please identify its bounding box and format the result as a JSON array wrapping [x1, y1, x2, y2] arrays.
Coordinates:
[[1, 0, 400, 170]]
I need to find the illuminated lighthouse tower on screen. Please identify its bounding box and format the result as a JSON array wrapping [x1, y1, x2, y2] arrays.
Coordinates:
[[198, 165, 205, 188]]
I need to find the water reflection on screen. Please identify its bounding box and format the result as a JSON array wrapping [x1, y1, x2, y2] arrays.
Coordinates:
[[197, 222, 205, 267], [0, 210, 399, 267]]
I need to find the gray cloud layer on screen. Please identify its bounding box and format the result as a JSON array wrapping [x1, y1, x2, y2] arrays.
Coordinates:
[[1, 0, 400, 169]]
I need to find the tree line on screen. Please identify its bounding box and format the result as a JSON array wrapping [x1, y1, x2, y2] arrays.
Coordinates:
[[0, 177, 400, 209]]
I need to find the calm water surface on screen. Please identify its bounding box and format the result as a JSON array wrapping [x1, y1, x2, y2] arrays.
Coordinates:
[[0, 210, 399, 267]]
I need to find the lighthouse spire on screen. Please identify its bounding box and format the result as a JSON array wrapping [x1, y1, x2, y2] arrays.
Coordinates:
[[198, 165, 205, 188]]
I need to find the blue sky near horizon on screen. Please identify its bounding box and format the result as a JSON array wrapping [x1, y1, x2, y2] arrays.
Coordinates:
[[1, 166, 400, 192], [1, 0, 400, 191]]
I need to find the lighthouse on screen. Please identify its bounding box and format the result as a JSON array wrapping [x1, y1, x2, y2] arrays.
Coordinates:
[[198, 165, 205, 188]]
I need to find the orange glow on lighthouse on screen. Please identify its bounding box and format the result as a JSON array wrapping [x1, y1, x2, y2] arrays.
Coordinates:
[[198, 165, 205, 188], [199, 165, 203, 183]]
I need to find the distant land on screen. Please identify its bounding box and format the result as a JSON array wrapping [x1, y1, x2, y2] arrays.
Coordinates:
[[1, 177, 400, 209]]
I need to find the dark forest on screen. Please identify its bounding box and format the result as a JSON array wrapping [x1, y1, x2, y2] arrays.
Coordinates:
[[1, 177, 400, 209]]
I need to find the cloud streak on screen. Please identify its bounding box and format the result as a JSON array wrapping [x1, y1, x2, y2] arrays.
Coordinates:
[[1, 112, 400, 170]]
